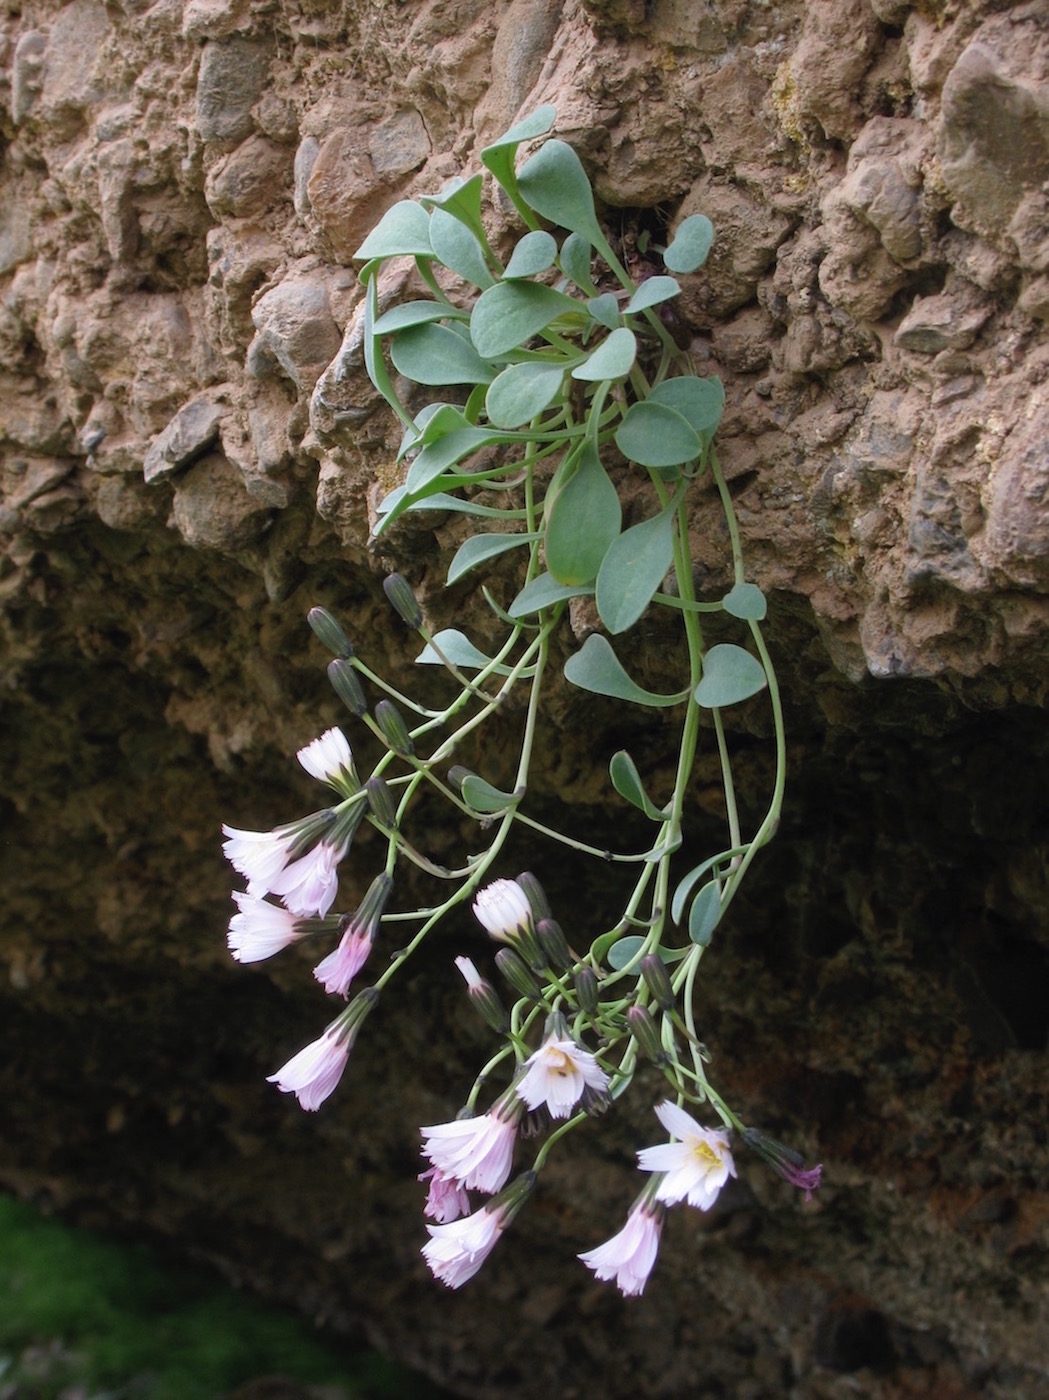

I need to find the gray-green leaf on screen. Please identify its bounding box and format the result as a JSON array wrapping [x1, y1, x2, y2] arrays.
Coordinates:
[[722, 582, 767, 620], [571, 327, 636, 383], [391, 323, 495, 386], [663, 214, 715, 274], [688, 880, 721, 946], [354, 200, 433, 259], [470, 281, 581, 359], [609, 750, 664, 819], [485, 361, 565, 429], [615, 400, 702, 469], [446, 532, 537, 586], [595, 508, 675, 635], [693, 643, 767, 708], [544, 443, 621, 586], [563, 634, 687, 707], [504, 230, 558, 279], [508, 572, 593, 617]]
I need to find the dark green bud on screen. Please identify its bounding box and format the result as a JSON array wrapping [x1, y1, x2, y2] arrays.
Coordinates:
[[494, 947, 542, 1002], [536, 918, 572, 970], [383, 573, 423, 629], [640, 953, 675, 1012], [573, 966, 599, 1016], [365, 776, 397, 829], [327, 658, 368, 717], [627, 1004, 668, 1065], [374, 699, 414, 757], [516, 871, 552, 923], [308, 606, 354, 658]]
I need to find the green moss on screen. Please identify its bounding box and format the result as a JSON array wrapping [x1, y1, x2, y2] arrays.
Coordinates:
[[0, 1195, 445, 1399]]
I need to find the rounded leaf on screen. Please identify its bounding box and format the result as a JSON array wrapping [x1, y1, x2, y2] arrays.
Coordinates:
[[688, 881, 722, 946], [509, 572, 593, 617], [390, 324, 495, 386], [606, 934, 645, 971], [354, 200, 433, 259], [517, 139, 603, 243], [693, 644, 767, 708], [485, 361, 565, 429], [470, 281, 581, 359], [595, 509, 674, 635], [647, 376, 724, 440], [615, 400, 702, 469], [587, 293, 620, 330], [544, 445, 621, 586], [559, 234, 596, 293], [504, 230, 558, 279], [663, 214, 715, 274], [446, 532, 536, 586], [625, 276, 681, 313], [428, 207, 495, 289], [571, 327, 637, 383]]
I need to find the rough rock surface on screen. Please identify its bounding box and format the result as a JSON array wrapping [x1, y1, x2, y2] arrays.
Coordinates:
[[2, 1, 1048, 1398]]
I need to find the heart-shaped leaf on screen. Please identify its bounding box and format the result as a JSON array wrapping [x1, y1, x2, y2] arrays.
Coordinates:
[[564, 634, 687, 707], [415, 629, 493, 670], [663, 214, 715, 273], [485, 361, 565, 429], [544, 444, 621, 586], [470, 281, 581, 359], [572, 327, 636, 383], [615, 400, 702, 469], [648, 376, 724, 442], [595, 508, 674, 634], [722, 582, 767, 620], [693, 644, 767, 708], [354, 200, 433, 259]]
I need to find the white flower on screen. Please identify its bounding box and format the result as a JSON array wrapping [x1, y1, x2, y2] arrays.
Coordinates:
[[268, 840, 343, 917], [422, 1205, 504, 1289], [420, 1108, 517, 1193], [578, 1202, 663, 1296], [516, 1037, 609, 1119], [267, 1025, 351, 1111], [227, 892, 305, 963], [472, 878, 533, 942], [454, 955, 483, 990], [419, 1167, 471, 1224], [297, 727, 354, 789], [222, 824, 298, 895], [637, 1101, 737, 1209]]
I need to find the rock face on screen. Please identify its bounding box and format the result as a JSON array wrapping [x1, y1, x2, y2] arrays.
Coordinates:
[[1, 2, 1048, 1398]]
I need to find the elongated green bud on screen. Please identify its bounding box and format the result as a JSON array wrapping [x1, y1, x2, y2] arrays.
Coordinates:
[[536, 918, 572, 971], [573, 966, 599, 1016], [640, 953, 675, 1012], [327, 658, 368, 716], [455, 956, 509, 1033], [495, 947, 542, 1001], [374, 699, 414, 757], [383, 572, 423, 629], [365, 775, 397, 829], [308, 606, 354, 658], [516, 871, 551, 923], [627, 1004, 667, 1065]]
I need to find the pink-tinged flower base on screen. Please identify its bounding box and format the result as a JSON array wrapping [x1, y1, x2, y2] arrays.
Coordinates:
[[314, 925, 371, 995], [420, 1109, 517, 1193], [419, 1167, 471, 1224], [638, 1101, 737, 1209], [267, 1025, 350, 1111], [579, 1203, 664, 1297], [267, 840, 343, 917], [422, 1205, 504, 1288]]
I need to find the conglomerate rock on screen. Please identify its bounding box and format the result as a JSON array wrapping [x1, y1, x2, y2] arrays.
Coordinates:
[[1, 1, 1048, 1397]]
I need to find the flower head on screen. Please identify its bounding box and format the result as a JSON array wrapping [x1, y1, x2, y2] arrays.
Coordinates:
[[421, 1172, 535, 1289], [227, 892, 307, 963], [222, 823, 299, 895], [419, 1167, 471, 1224], [313, 874, 392, 996], [297, 727, 356, 794], [268, 839, 344, 917], [637, 1101, 737, 1209], [473, 878, 534, 944], [578, 1198, 664, 1297], [420, 1093, 521, 1193], [517, 1034, 609, 1120], [267, 1024, 352, 1111]]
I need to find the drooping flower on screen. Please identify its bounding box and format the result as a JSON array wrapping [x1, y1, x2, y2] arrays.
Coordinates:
[[268, 839, 344, 918], [227, 892, 309, 963], [517, 1031, 609, 1120], [222, 823, 300, 895], [421, 1172, 535, 1289], [578, 1198, 665, 1297], [419, 1166, 471, 1224], [267, 989, 377, 1111], [742, 1127, 823, 1200], [297, 727, 357, 794], [420, 1090, 522, 1193], [313, 874, 392, 996], [637, 1101, 737, 1209]]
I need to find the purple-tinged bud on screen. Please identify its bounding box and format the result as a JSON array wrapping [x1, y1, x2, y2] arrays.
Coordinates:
[[327, 658, 368, 717], [454, 956, 509, 1033], [516, 871, 551, 923], [383, 572, 423, 629], [374, 699, 414, 757], [640, 954, 675, 1012], [536, 918, 572, 970], [308, 606, 355, 659], [494, 947, 542, 1002], [626, 1004, 667, 1065], [365, 775, 397, 829], [573, 966, 600, 1016], [742, 1128, 823, 1201]]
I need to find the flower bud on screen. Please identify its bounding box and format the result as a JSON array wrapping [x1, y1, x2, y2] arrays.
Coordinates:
[[627, 1004, 667, 1066], [742, 1128, 823, 1200], [494, 947, 542, 1002], [383, 572, 423, 629], [455, 956, 509, 1033], [515, 871, 551, 923], [327, 658, 368, 717], [573, 966, 600, 1016], [640, 953, 675, 1012], [365, 775, 397, 829], [335, 984, 380, 1044], [536, 918, 572, 971], [447, 765, 474, 792], [308, 606, 355, 659], [374, 699, 414, 757]]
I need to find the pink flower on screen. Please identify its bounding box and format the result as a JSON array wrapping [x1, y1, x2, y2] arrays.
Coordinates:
[[313, 874, 392, 996], [578, 1200, 664, 1297], [419, 1167, 471, 1224], [268, 839, 344, 917], [637, 1101, 737, 1209], [222, 824, 299, 896], [517, 1035, 609, 1119], [267, 1024, 351, 1111], [297, 727, 356, 793], [420, 1097, 520, 1193], [422, 1204, 505, 1288], [227, 892, 306, 963]]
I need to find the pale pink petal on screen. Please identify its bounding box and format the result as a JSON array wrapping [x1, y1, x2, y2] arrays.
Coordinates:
[[578, 1204, 663, 1297], [267, 1027, 349, 1111], [422, 1207, 503, 1288], [420, 1113, 516, 1193], [419, 1167, 471, 1224]]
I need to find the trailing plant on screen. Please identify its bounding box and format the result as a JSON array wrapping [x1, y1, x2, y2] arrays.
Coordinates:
[[222, 106, 819, 1297]]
